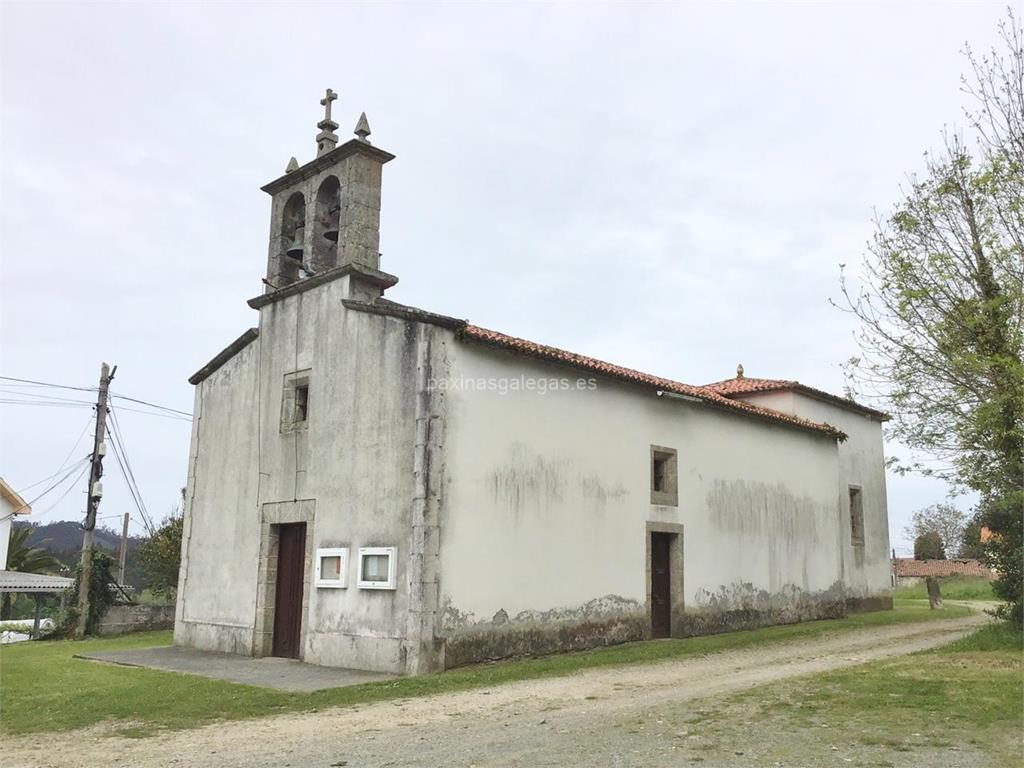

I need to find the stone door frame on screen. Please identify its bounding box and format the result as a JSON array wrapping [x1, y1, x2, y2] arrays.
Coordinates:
[[253, 499, 316, 658], [645, 521, 685, 637]]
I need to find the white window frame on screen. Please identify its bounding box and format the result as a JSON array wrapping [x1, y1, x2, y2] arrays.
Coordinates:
[[314, 547, 349, 589], [357, 546, 398, 590]]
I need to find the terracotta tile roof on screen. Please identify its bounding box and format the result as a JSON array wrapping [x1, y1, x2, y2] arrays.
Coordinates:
[[892, 558, 995, 579], [460, 325, 847, 440], [703, 376, 889, 421]]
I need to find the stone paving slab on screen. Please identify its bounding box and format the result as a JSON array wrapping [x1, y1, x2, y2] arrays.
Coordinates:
[[75, 645, 397, 692]]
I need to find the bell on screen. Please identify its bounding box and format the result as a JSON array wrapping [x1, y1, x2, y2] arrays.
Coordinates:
[[323, 205, 340, 242], [285, 232, 303, 261]]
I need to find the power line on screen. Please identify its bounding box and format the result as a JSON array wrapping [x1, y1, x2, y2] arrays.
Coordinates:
[[108, 403, 192, 421], [33, 463, 91, 518], [0, 375, 95, 392], [107, 425, 150, 534], [1, 378, 192, 421], [0, 457, 91, 522], [0, 388, 99, 406], [107, 405, 155, 534], [14, 415, 95, 494], [110, 392, 192, 418], [110, 406, 154, 532], [0, 399, 93, 409], [0, 398, 189, 420]]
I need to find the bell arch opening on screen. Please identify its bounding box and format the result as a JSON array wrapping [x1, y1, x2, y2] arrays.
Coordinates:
[[312, 176, 341, 271], [278, 192, 306, 285]]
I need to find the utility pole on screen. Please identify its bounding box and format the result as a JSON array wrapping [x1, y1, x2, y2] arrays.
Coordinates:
[[75, 362, 115, 639], [118, 512, 130, 586]]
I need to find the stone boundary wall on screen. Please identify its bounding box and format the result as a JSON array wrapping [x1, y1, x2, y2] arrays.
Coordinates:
[[98, 604, 176, 636]]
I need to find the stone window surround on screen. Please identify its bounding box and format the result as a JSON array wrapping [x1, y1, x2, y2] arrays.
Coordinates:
[[650, 445, 679, 507], [253, 499, 316, 658], [848, 484, 865, 547], [280, 369, 312, 433], [645, 521, 685, 637]]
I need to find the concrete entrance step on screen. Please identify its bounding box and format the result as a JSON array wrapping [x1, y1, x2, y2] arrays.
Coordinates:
[[76, 645, 397, 692]]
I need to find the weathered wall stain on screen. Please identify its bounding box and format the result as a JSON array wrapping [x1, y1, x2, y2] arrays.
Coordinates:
[[489, 443, 569, 515], [706, 479, 823, 541], [439, 595, 649, 667], [487, 445, 629, 517], [439, 598, 475, 633], [683, 579, 869, 636], [693, 580, 846, 612], [440, 594, 643, 636], [437, 582, 892, 668], [444, 615, 648, 668], [579, 474, 629, 507]]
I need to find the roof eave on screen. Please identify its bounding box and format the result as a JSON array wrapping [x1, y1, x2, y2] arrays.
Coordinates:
[[188, 328, 259, 386], [459, 329, 846, 441]]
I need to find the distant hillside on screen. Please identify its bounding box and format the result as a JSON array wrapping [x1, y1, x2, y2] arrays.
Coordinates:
[[12, 520, 147, 590]]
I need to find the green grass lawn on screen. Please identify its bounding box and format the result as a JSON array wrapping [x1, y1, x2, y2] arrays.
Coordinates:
[[0, 599, 971, 738], [894, 575, 996, 601], [687, 621, 1023, 767]]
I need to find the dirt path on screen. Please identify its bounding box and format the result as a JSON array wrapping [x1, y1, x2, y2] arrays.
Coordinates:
[[7, 613, 987, 768]]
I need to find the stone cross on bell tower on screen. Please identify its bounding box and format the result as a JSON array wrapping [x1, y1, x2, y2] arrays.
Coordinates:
[[315, 88, 339, 156], [258, 88, 398, 302]]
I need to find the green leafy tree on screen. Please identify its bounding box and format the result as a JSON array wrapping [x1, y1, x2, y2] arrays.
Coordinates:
[[905, 503, 968, 558], [138, 514, 183, 599], [914, 531, 947, 561], [959, 513, 988, 559], [1, 525, 62, 619], [840, 11, 1023, 624]]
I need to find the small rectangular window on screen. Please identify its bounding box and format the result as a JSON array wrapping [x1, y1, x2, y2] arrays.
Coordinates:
[[294, 385, 309, 422], [849, 487, 865, 546], [357, 547, 397, 590], [653, 456, 668, 492], [314, 547, 348, 588], [650, 446, 678, 506], [280, 370, 311, 433]]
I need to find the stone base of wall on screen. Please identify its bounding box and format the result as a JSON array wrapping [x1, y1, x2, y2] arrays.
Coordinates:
[[846, 595, 894, 614], [173, 618, 254, 655], [443, 614, 648, 670], [678, 599, 849, 637], [440, 593, 894, 669], [98, 604, 176, 636], [306, 631, 407, 674]]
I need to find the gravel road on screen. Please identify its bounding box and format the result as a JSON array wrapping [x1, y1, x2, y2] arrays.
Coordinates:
[[6, 613, 988, 768]]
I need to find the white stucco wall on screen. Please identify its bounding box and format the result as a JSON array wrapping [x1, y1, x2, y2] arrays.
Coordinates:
[[0, 495, 16, 570], [175, 277, 431, 673], [175, 338, 262, 654], [438, 343, 849, 651], [735, 391, 891, 598]]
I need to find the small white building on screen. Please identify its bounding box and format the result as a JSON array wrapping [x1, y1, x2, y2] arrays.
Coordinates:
[[0, 477, 31, 570], [174, 95, 893, 674]]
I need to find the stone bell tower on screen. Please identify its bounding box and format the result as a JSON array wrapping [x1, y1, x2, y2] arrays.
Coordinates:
[[259, 88, 397, 301]]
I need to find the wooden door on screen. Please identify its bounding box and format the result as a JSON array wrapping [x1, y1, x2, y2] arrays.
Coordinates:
[[272, 523, 306, 659], [651, 532, 671, 638]]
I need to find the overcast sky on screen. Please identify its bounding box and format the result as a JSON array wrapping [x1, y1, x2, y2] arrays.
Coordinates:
[[0, 2, 1005, 549]]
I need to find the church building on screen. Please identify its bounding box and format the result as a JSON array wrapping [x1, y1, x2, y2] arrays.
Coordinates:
[[174, 91, 893, 675]]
